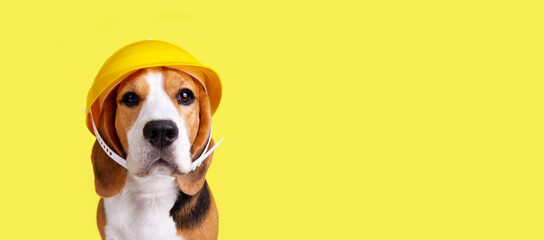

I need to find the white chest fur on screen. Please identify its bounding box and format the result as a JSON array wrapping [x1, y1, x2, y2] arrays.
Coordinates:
[[103, 174, 184, 240]]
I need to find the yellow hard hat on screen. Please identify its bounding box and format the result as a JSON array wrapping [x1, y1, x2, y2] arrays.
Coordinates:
[[85, 40, 222, 135]]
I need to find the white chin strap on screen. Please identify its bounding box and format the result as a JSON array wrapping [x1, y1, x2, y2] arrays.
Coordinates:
[[90, 111, 224, 173]]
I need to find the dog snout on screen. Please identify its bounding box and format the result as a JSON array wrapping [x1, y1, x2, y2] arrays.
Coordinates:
[[143, 120, 179, 147]]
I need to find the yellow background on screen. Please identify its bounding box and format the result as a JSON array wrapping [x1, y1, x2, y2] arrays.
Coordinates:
[[0, 0, 542, 239]]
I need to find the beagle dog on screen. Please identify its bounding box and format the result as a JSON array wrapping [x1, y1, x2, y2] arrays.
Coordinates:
[[91, 67, 218, 240]]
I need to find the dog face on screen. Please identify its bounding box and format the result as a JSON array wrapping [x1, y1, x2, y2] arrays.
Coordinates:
[[91, 66, 215, 197], [115, 67, 201, 177]]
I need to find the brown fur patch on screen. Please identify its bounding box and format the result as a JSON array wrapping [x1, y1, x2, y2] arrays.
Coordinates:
[[115, 69, 150, 151], [97, 198, 106, 239], [91, 87, 127, 198], [176, 139, 214, 196], [162, 67, 202, 144], [176, 185, 219, 240], [175, 78, 213, 196]]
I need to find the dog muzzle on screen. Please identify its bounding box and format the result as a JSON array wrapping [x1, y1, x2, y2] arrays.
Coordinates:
[[90, 111, 224, 174]]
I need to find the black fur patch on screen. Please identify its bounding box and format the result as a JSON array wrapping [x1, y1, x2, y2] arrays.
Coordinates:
[[169, 181, 211, 230]]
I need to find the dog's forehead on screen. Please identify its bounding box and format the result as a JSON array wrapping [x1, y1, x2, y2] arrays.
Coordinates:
[[162, 68, 200, 91], [118, 67, 199, 95], [117, 69, 149, 95]]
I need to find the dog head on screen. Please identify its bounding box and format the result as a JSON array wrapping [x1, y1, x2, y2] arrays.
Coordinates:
[[91, 67, 214, 197]]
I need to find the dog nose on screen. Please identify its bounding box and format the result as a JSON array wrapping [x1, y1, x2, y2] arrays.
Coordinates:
[[143, 120, 179, 147]]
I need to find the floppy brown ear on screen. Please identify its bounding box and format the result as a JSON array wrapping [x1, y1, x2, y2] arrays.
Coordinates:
[[176, 86, 214, 195], [91, 89, 127, 198]]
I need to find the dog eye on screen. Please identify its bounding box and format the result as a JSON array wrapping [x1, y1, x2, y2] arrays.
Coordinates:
[[176, 89, 195, 105], [120, 92, 140, 107]]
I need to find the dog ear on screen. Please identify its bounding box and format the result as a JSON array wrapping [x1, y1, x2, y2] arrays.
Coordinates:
[[91, 88, 127, 198], [176, 86, 214, 195]]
